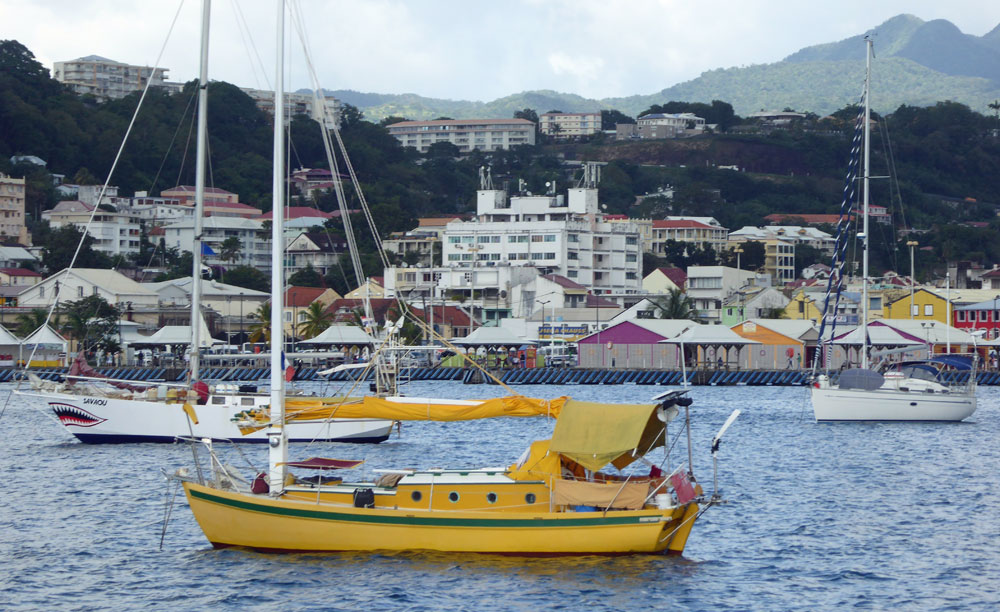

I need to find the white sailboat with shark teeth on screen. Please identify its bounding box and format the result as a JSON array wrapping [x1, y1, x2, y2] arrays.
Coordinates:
[[16, 0, 393, 444]]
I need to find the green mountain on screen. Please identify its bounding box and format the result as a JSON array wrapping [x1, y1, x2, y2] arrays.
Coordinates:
[[331, 14, 1000, 121]]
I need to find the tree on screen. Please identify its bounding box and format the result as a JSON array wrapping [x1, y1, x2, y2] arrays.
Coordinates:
[[296, 302, 333, 339], [219, 236, 242, 264], [248, 302, 271, 344], [15, 308, 53, 337], [650, 288, 698, 320], [57, 295, 120, 356], [601, 109, 634, 130], [425, 141, 460, 158], [40, 225, 114, 272], [222, 265, 269, 292], [513, 108, 538, 124], [288, 264, 323, 287]]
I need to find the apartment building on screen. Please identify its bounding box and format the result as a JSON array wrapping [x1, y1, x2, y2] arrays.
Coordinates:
[[53, 55, 172, 101], [162, 217, 270, 270], [730, 225, 835, 256], [649, 217, 729, 254], [241, 89, 340, 128], [0, 173, 30, 245], [538, 112, 601, 138], [444, 177, 643, 295], [685, 266, 755, 324], [43, 201, 139, 257], [386, 119, 535, 153]]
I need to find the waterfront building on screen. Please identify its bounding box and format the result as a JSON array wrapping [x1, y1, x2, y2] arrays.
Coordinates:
[[386, 119, 535, 153]]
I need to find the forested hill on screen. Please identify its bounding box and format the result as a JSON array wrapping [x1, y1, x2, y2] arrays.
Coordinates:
[[327, 14, 1000, 121], [5, 36, 1000, 281]]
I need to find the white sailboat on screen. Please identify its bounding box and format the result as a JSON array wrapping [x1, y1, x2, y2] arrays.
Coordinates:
[[18, 0, 393, 444], [810, 38, 977, 422]]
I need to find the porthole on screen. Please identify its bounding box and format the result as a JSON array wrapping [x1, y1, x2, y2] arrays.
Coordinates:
[[486, 492, 498, 504], [448, 491, 460, 503], [525, 493, 536, 504], [411, 490, 422, 502]]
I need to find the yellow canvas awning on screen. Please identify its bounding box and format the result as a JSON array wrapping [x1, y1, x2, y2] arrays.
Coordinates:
[[548, 400, 661, 471]]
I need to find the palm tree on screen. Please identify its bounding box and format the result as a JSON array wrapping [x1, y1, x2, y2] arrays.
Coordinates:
[[15, 308, 53, 338], [219, 236, 243, 264], [248, 303, 271, 344], [297, 302, 333, 340], [650, 288, 699, 321]]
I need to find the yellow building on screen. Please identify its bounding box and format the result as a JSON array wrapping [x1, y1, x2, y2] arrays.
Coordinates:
[[782, 290, 825, 323], [882, 288, 950, 324]]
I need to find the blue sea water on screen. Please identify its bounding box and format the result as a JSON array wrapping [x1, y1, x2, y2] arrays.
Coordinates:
[[2, 381, 999, 611]]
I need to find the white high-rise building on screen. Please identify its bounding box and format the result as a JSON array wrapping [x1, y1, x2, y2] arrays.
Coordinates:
[[53, 55, 170, 101], [442, 165, 642, 295]]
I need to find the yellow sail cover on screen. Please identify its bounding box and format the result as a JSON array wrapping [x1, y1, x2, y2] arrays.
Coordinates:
[[236, 395, 568, 434]]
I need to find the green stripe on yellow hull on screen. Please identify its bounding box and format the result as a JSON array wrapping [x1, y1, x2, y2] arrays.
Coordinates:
[[183, 482, 699, 555]]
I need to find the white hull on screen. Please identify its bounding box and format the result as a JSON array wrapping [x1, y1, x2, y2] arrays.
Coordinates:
[[811, 384, 976, 422], [19, 390, 394, 444]]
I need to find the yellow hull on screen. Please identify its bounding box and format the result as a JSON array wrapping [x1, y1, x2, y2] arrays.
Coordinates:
[[182, 482, 700, 555]]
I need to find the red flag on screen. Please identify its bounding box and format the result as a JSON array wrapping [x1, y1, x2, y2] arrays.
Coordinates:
[[670, 471, 696, 505], [285, 365, 295, 382]]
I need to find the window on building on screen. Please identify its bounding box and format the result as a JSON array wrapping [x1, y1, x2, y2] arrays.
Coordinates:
[[924, 304, 933, 316], [626, 253, 637, 263], [568, 234, 579, 243], [625, 236, 638, 245], [957, 311, 966, 322], [531, 235, 544, 243], [543, 235, 556, 242], [284, 311, 292, 322]]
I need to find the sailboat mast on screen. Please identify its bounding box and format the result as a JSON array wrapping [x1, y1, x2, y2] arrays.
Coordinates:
[[189, 0, 211, 381], [861, 37, 872, 370], [267, 0, 288, 491]]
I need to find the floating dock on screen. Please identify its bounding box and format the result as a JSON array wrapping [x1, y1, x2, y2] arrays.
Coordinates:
[[9, 366, 1000, 386]]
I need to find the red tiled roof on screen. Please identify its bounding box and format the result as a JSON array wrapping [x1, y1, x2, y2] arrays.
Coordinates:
[[324, 298, 398, 323], [284, 286, 329, 307], [257, 207, 333, 221], [0, 267, 41, 277], [585, 294, 620, 308], [541, 274, 588, 291], [409, 305, 471, 327], [652, 219, 715, 229], [981, 268, 1000, 279], [655, 267, 687, 288]]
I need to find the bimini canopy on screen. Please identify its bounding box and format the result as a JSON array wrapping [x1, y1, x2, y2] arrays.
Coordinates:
[[548, 399, 663, 472]]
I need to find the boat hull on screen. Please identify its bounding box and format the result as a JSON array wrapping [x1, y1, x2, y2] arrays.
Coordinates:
[[22, 391, 393, 444], [182, 482, 699, 555], [811, 385, 976, 422]]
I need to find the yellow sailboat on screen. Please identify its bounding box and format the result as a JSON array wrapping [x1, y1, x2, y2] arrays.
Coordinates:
[[181, 391, 738, 555]]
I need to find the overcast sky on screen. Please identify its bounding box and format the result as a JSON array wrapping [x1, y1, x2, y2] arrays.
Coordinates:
[[4, 0, 1000, 101]]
